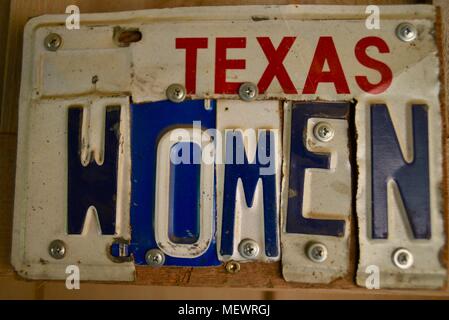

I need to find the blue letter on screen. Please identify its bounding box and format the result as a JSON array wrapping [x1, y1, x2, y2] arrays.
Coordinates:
[[371, 104, 430, 239], [220, 130, 278, 257], [286, 102, 349, 237], [67, 107, 120, 235]]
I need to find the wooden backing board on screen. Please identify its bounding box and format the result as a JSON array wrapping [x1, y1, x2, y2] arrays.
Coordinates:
[[0, 0, 448, 299]]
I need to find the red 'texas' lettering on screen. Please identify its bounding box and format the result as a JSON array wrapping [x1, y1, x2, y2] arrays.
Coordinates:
[[215, 37, 246, 94], [355, 36, 392, 94], [257, 37, 298, 94], [176, 38, 208, 94], [177, 36, 392, 96], [303, 36, 350, 94]]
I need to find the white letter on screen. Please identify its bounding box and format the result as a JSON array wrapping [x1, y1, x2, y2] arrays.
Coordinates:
[[192, 121, 202, 164], [365, 5, 380, 30], [66, 5, 80, 30], [202, 128, 218, 165], [258, 129, 277, 176], [365, 264, 380, 289], [65, 265, 80, 290], [169, 128, 191, 164]]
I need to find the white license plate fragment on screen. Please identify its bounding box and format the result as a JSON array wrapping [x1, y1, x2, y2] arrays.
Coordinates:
[[216, 100, 282, 263], [11, 5, 447, 289], [281, 101, 352, 284]]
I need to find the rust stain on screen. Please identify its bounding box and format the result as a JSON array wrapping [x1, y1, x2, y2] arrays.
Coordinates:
[[113, 26, 142, 47], [251, 15, 270, 22], [435, 7, 449, 290]]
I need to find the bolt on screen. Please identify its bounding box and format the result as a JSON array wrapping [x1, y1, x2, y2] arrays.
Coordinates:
[[314, 122, 334, 142], [392, 248, 414, 269], [145, 249, 165, 267], [49, 240, 66, 259], [225, 261, 241, 274], [396, 23, 417, 42], [306, 242, 328, 263], [118, 243, 128, 257], [238, 239, 260, 259], [166, 84, 186, 103], [44, 33, 62, 51], [238, 82, 258, 102], [109, 238, 133, 263]]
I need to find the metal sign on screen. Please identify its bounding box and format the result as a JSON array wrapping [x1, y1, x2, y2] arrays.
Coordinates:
[[11, 5, 447, 289]]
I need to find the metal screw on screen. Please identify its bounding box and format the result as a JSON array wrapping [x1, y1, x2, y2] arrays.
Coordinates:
[[314, 122, 334, 142], [118, 243, 127, 257], [238, 82, 258, 102], [145, 249, 165, 267], [109, 238, 133, 263], [166, 84, 186, 103], [306, 242, 328, 263], [44, 33, 62, 51], [49, 240, 66, 259], [396, 23, 417, 42], [238, 239, 260, 259], [225, 261, 241, 274], [392, 248, 414, 269]]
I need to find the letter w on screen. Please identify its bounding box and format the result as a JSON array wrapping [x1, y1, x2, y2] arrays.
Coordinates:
[[67, 107, 121, 235]]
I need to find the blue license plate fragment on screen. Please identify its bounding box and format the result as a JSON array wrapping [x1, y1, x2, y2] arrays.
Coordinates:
[[129, 99, 219, 266]]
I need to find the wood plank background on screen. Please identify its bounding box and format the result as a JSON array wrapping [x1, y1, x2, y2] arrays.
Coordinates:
[[0, 0, 447, 299]]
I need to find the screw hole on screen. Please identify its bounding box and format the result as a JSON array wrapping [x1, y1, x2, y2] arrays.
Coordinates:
[[114, 27, 142, 47]]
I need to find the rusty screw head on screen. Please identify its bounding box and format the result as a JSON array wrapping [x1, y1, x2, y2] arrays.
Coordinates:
[[145, 249, 165, 267], [49, 240, 66, 259], [392, 248, 414, 269], [396, 23, 417, 42], [239, 82, 258, 102], [307, 242, 328, 263], [44, 33, 62, 51], [225, 261, 241, 274], [166, 84, 186, 103]]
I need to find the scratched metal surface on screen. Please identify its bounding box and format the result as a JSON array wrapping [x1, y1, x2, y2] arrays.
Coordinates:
[[1, 0, 448, 299]]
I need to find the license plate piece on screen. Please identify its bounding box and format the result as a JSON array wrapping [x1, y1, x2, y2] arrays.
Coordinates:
[[281, 102, 352, 283]]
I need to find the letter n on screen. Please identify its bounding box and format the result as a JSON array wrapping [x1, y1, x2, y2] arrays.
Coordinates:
[[371, 104, 430, 239]]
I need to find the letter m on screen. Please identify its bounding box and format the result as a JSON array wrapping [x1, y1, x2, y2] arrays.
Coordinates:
[[371, 104, 430, 239], [220, 130, 278, 257], [67, 107, 121, 235]]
